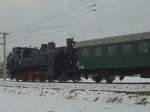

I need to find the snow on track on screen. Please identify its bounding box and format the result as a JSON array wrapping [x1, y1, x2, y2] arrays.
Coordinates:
[[0, 80, 150, 93]]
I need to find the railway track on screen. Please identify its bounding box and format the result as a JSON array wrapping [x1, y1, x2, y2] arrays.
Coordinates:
[[0, 80, 150, 95], [50, 82, 150, 84], [1, 79, 150, 84], [1, 78, 150, 84]]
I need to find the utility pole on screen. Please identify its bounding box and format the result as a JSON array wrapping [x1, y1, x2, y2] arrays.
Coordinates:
[[0, 32, 9, 80]]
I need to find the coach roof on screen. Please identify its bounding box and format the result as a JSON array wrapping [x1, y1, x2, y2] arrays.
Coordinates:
[[74, 31, 150, 47]]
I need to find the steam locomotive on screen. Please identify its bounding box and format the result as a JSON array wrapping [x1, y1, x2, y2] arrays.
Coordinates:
[[7, 32, 150, 83], [7, 39, 80, 82]]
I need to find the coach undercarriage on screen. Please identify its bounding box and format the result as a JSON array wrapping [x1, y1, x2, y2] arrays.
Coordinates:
[[81, 67, 150, 83]]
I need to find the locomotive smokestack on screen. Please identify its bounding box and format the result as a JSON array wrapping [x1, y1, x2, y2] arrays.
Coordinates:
[[66, 38, 74, 48], [48, 42, 55, 49]]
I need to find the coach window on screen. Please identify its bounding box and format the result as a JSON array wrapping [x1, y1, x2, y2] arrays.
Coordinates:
[[108, 45, 116, 56], [82, 48, 89, 58], [123, 44, 131, 55], [139, 42, 148, 54], [95, 47, 102, 56]]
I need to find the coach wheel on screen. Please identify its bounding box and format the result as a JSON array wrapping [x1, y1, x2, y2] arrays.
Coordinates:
[[92, 76, 103, 83], [72, 79, 79, 83], [104, 75, 115, 83], [105, 79, 113, 83], [119, 75, 125, 81], [95, 78, 103, 83], [48, 80, 55, 82]]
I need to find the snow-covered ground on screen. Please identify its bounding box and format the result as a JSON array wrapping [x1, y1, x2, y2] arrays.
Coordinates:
[[0, 78, 150, 112]]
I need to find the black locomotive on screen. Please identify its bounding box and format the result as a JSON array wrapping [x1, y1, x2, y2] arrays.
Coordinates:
[[7, 39, 80, 82]]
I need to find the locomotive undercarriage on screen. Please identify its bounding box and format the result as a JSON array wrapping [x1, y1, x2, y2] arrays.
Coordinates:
[[12, 66, 80, 83], [12, 67, 46, 82]]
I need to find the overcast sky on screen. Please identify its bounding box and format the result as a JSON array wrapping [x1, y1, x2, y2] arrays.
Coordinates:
[[0, 0, 150, 61]]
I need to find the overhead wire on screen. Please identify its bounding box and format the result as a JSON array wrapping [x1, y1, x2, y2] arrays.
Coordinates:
[[9, 7, 94, 41], [8, 0, 97, 44], [8, 7, 95, 43], [7, 0, 82, 33], [10, 23, 68, 37], [11, 4, 96, 37], [8, 28, 66, 44], [9, 0, 96, 35], [26, 0, 96, 27]]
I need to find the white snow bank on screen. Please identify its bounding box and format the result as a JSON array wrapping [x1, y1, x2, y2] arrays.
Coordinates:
[[0, 84, 150, 105], [0, 82, 150, 112], [1, 92, 150, 112]]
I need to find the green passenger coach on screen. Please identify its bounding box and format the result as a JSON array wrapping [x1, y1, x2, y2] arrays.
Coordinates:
[[74, 32, 150, 83]]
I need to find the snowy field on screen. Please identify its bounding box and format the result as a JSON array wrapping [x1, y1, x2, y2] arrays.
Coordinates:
[[0, 77, 150, 112]]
